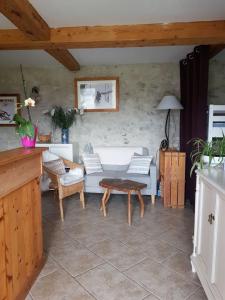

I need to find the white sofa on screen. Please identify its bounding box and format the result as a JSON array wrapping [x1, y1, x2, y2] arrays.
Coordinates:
[[84, 146, 157, 203]]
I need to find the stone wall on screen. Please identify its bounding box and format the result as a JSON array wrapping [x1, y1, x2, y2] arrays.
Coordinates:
[[208, 60, 225, 105], [0, 64, 181, 161]]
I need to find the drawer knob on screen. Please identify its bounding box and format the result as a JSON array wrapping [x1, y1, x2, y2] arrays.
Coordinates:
[[208, 213, 215, 225]]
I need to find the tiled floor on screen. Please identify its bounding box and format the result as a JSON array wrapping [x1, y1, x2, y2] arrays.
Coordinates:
[[27, 192, 207, 300]]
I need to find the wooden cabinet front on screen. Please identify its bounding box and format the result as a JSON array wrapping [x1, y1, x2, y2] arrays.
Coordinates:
[[0, 148, 45, 300]]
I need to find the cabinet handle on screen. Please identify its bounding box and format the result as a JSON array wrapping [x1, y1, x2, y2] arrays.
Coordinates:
[[208, 213, 215, 225]]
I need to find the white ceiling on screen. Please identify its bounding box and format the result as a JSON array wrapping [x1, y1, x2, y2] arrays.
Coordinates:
[[0, 46, 197, 67], [1, 0, 224, 28], [0, 0, 224, 67]]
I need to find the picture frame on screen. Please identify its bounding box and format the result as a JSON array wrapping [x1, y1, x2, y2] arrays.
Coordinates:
[[0, 94, 20, 126], [74, 77, 119, 112]]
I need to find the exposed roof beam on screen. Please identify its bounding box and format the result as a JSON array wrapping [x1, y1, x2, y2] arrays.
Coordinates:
[[0, 20, 225, 50], [45, 49, 80, 71], [0, 0, 80, 70], [0, 0, 50, 40], [209, 44, 225, 59]]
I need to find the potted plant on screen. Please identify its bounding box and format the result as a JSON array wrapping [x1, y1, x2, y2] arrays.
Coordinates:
[[189, 135, 225, 175], [13, 98, 37, 148], [49, 106, 76, 144]]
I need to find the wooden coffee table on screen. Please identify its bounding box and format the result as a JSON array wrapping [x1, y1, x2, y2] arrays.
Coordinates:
[[99, 178, 147, 225]]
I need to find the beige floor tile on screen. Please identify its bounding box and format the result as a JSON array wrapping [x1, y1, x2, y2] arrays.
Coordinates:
[[158, 229, 193, 254], [30, 269, 94, 300], [143, 294, 160, 300], [89, 239, 147, 271], [39, 256, 59, 279], [76, 263, 149, 300], [43, 228, 80, 251], [162, 252, 201, 285], [187, 288, 208, 300], [49, 244, 104, 277], [125, 258, 199, 300], [122, 231, 180, 263]]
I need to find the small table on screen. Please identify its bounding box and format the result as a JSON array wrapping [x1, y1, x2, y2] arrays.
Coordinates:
[[99, 178, 147, 225]]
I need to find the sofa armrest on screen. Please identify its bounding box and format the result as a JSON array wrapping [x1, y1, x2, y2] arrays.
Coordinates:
[[149, 160, 157, 195]]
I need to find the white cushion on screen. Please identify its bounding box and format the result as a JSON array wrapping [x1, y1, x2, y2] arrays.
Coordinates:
[[127, 155, 152, 175], [44, 158, 66, 175], [42, 150, 60, 162], [83, 153, 103, 175], [60, 174, 83, 186], [69, 168, 84, 178], [93, 146, 144, 165]]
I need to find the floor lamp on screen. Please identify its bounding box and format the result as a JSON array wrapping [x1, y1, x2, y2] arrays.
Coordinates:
[[157, 95, 183, 150]]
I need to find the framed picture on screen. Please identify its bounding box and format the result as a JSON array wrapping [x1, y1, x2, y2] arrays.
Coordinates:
[[74, 77, 119, 112], [0, 94, 20, 126]]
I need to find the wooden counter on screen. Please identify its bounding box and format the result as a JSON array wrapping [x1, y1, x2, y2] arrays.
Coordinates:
[[0, 148, 46, 300]]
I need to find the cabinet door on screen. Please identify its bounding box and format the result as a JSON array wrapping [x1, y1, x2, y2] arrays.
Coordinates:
[[0, 199, 7, 300], [212, 192, 225, 298], [197, 180, 216, 278]]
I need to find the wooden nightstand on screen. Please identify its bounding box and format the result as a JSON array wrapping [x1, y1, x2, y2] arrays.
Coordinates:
[[159, 150, 186, 208]]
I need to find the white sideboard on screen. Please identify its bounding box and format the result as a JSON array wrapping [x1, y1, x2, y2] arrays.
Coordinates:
[[36, 143, 73, 161], [191, 168, 225, 300]]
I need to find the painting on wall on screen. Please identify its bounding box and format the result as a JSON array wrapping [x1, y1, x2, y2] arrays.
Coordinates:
[[0, 94, 20, 126], [74, 77, 119, 112]]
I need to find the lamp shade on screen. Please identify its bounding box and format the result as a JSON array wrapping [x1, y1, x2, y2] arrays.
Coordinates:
[[156, 95, 183, 110]]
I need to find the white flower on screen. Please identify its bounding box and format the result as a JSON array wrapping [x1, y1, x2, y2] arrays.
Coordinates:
[[50, 108, 55, 116], [24, 98, 35, 107]]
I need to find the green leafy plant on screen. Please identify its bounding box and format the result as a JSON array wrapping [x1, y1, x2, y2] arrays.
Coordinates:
[[13, 114, 35, 138], [50, 106, 76, 129], [189, 134, 225, 176]]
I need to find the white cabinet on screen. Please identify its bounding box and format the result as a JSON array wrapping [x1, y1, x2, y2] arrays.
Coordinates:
[[36, 143, 73, 161], [192, 169, 225, 300]]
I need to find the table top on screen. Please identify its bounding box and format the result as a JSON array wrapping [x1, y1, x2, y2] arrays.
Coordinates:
[[99, 178, 147, 192]]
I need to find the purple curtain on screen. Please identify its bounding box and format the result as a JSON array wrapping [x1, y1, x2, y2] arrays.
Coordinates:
[[180, 45, 209, 206]]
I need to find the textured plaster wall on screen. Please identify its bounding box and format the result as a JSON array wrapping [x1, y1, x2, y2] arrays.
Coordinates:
[[208, 60, 225, 105], [0, 64, 181, 160]]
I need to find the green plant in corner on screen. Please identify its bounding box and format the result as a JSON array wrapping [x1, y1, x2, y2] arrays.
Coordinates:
[[189, 134, 225, 176]]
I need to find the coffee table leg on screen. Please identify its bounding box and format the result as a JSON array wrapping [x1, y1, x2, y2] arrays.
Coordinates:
[[137, 191, 144, 218], [128, 192, 132, 226], [101, 189, 108, 217]]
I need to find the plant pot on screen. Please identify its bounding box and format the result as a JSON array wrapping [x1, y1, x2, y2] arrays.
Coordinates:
[[20, 126, 38, 148], [61, 128, 69, 144], [202, 155, 225, 166]]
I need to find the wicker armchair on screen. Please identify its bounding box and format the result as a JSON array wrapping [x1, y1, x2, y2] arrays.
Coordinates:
[[43, 158, 85, 221]]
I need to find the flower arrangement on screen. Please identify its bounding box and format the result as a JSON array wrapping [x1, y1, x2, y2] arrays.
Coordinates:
[[49, 106, 76, 129], [13, 97, 37, 148], [45, 106, 77, 144]]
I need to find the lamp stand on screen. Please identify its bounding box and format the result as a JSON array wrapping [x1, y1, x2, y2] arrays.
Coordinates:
[[165, 109, 171, 148]]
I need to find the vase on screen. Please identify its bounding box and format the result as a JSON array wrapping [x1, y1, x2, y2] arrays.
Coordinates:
[[20, 126, 38, 148], [61, 128, 69, 144]]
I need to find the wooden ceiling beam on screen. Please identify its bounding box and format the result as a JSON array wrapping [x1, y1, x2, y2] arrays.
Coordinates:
[[0, 20, 225, 50], [0, 0, 80, 70], [45, 49, 80, 71], [209, 44, 225, 59], [0, 0, 50, 40]]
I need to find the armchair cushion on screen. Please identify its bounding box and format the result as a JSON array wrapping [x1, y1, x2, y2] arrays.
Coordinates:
[[44, 158, 66, 175], [60, 174, 83, 186]]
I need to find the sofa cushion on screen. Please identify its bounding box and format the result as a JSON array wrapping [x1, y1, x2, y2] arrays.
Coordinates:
[[102, 164, 128, 171], [85, 170, 151, 188], [127, 155, 152, 175], [93, 146, 145, 165], [83, 153, 103, 175]]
